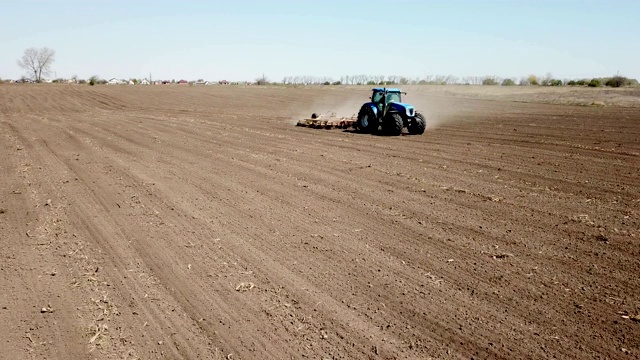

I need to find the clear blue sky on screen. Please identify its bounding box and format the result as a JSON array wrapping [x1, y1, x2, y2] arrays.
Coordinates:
[[1, 0, 638, 81]]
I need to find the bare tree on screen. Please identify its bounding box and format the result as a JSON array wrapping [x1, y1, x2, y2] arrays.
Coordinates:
[[17, 47, 56, 82], [434, 75, 447, 85], [445, 75, 459, 85], [255, 75, 269, 85]]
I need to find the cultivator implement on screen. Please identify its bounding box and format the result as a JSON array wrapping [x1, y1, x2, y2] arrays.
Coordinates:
[[296, 113, 357, 130]]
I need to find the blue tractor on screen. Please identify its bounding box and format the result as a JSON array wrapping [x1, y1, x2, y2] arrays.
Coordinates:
[[356, 88, 426, 136]]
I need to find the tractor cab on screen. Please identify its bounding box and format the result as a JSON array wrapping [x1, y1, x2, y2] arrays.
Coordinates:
[[370, 87, 414, 119], [371, 88, 402, 108]]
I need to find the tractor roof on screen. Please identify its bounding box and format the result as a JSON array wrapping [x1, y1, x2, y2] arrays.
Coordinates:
[[372, 88, 401, 92]]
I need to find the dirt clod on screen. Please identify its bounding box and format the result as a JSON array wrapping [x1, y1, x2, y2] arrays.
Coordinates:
[[235, 282, 255, 292]]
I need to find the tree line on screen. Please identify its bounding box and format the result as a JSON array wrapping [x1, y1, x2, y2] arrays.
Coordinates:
[[7, 47, 638, 88], [281, 74, 639, 88]]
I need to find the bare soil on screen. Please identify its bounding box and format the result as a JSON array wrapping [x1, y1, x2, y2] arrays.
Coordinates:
[[0, 84, 638, 359]]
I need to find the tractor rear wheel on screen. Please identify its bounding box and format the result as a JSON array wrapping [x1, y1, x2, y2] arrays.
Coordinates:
[[382, 113, 403, 136], [357, 106, 378, 133], [408, 113, 426, 135]]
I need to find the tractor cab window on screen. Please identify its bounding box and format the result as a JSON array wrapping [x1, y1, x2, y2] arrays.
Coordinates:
[[387, 92, 401, 103], [372, 91, 402, 105], [372, 91, 384, 104]]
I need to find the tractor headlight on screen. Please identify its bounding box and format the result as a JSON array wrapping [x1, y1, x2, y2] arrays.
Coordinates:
[[407, 108, 415, 116]]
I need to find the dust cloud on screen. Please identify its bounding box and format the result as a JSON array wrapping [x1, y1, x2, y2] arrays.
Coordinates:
[[286, 90, 368, 125], [402, 87, 471, 130], [409, 96, 464, 130]]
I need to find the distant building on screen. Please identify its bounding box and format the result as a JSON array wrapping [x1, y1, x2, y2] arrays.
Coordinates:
[[107, 78, 130, 85], [177, 79, 188, 85]]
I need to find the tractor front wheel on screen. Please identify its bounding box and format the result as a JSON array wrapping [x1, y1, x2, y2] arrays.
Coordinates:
[[408, 113, 426, 135], [382, 113, 403, 136], [356, 106, 378, 133]]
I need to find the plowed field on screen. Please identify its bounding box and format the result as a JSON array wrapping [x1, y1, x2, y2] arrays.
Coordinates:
[[1, 84, 638, 359]]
